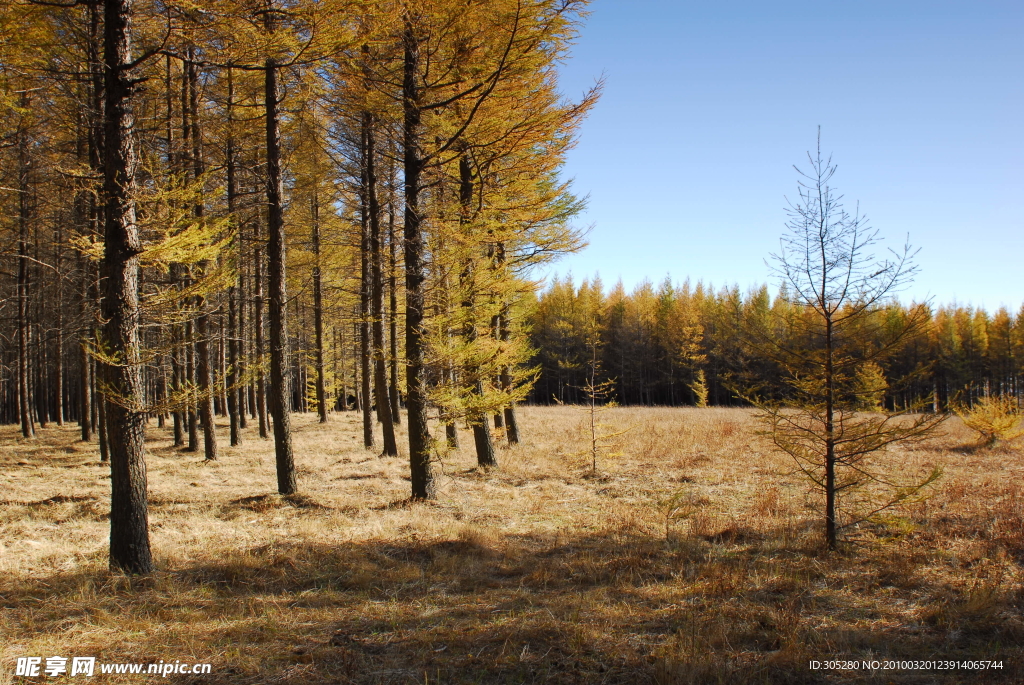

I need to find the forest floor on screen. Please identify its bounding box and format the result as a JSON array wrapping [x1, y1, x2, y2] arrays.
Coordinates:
[[1, 406, 1022, 684]]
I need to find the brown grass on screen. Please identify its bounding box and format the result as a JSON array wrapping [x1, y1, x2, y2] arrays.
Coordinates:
[[1, 407, 1022, 684]]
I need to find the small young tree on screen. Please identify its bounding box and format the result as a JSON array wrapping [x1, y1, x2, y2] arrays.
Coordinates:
[[568, 323, 628, 475], [755, 129, 944, 550]]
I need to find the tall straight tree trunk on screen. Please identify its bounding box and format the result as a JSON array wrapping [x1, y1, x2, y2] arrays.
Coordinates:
[[55, 226, 65, 425], [254, 242, 268, 438], [218, 320, 228, 416], [359, 124, 375, 450], [500, 365, 520, 444], [17, 93, 34, 439], [102, 0, 152, 574], [35, 318, 47, 428], [495, 244, 520, 445], [403, 23, 434, 498], [352, 319, 361, 412], [226, 69, 242, 445], [80, 298, 92, 442], [237, 266, 248, 429], [170, 313, 184, 446], [157, 356, 167, 428], [180, 60, 198, 453], [185, 321, 199, 451], [459, 153, 495, 467], [366, 113, 398, 456], [360, 167, 376, 448], [387, 193, 401, 424], [196, 313, 218, 460], [186, 55, 217, 462], [338, 326, 349, 410], [311, 190, 328, 423], [98, 394, 109, 462], [227, 287, 241, 445], [265, 54, 296, 495]]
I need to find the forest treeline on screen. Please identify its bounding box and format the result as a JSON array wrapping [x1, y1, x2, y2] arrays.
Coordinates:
[[529, 276, 1024, 411], [0, 0, 597, 571]]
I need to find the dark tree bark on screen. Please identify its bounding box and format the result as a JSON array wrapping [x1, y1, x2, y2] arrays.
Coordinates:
[[186, 56, 217, 462], [227, 291, 241, 445], [185, 321, 199, 451], [265, 55, 296, 495], [495, 245, 520, 445], [459, 153, 495, 467], [79, 300, 93, 442], [254, 240, 269, 439], [403, 24, 434, 498], [170, 315, 184, 446], [98, 393, 109, 462], [352, 320, 361, 412], [17, 93, 34, 439], [226, 68, 242, 446], [311, 189, 328, 423], [55, 225, 65, 426], [102, 0, 152, 574], [387, 192, 401, 424], [237, 267, 248, 429], [366, 113, 398, 456], [196, 313, 218, 460], [337, 325, 349, 410], [359, 124, 375, 450]]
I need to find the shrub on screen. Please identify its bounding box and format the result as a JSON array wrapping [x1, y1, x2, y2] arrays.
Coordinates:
[[955, 394, 1024, 447]]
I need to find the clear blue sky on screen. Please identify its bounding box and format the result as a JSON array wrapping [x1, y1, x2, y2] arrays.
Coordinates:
[[547, 0, 1023, 312]]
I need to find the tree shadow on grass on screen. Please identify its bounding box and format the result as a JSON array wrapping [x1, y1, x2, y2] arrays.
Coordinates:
[[3, 521, 1023, 685]]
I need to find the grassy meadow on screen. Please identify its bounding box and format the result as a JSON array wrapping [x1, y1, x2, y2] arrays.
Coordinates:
[[1, 407, 1022, 684]]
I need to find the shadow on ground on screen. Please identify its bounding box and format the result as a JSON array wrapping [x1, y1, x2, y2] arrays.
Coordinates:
[[4, 516, 1022, 685]]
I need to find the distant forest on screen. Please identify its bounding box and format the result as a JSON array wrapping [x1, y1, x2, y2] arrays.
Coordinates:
[[528, 276, 1022, 410]]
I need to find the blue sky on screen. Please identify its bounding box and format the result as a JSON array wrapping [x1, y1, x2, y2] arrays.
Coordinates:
[[546, 0, 1023, 312]]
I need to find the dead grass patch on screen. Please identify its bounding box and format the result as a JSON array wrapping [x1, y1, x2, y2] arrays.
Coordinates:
[[0, 408, 1021, 683]]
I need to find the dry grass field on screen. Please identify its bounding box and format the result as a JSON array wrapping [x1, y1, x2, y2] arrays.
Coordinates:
[[1, 406, 1022, 684]]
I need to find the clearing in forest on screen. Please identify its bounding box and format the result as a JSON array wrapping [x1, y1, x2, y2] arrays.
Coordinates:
[[1, 407, 1022, 684]]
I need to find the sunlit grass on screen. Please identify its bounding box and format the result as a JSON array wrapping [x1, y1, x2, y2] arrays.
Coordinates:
[[1, 407, 1021, 683]]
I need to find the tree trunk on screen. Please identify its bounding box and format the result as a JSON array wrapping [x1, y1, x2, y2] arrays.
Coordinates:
[[403, 24, 434, 498], [359, 123, 376, 450], [265, 56, 296, 495], [366, 113, 398, 456], [98, 393, 109, 462], [255, 243, 269, 439], [80, 313, 92, 441], [338, 326, 349, 411], [387, 174, 401, 425], [187, 56, 217, 462], [238, 267, 249, 429], [55, 225, 65, 426], [459, 153, 495, 468], [311, 189, 328, 423], [196, 313, 218, 460], [496, 276, 520, 445], [170, 316, 184, 446], [102, 0, 152, 574], [17, 93, 34, 439], [825, 314, 836, 551], [226, 71, 242, 445], [226, 69, 243, 444], [186, 322, 199, 452]]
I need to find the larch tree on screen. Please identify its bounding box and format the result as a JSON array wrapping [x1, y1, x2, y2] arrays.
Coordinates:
[[100, 0, 153, 574], [756, 130, 943, 551]]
